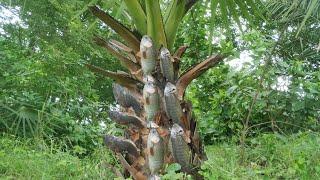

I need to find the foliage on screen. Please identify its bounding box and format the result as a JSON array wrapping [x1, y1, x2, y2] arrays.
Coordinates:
[[200, 132, 320, 179], [0, 134, 117, 179], [0, 0, 319, 178]]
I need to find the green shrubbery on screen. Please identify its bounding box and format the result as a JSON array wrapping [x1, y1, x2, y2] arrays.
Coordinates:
[[1, 132, 319, 179], [0, 135, 117, 179], [201, 132, 320, 179]]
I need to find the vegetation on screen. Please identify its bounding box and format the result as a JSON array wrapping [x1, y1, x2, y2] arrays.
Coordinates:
[[0, 0, 319, 179]]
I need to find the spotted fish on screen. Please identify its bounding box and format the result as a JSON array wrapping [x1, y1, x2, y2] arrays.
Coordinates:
[[147, 129, 164, 174], [160, 47, 175, 82], [170, 123, 191, 171], [140, 35, 156, 75], [164, 82, 184, 127], [143, 76, 160, 122]]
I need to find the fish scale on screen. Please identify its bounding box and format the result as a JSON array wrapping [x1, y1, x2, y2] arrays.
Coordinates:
[[147, 129, 164, 174], [143, 81, 160, 122], [140, 35, 156, 75], [164, 82, 184, 127], [170, 124, 191, 170], [160, 47, 174, 82]]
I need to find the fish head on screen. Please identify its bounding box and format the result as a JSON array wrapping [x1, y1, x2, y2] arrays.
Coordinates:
[[147, 121, 160, 129], [160, 47, 170, 59], [140, 35, 153, 50], [143, 83, 157, 95], [170, 123, 184, 137], [164, 82, 177, 94], [143, 75, 155, 83], [149, 128, 160, 143]]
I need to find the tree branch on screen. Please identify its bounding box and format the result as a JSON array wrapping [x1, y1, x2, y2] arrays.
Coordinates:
[[93, 36, 143, 81], [173, 45, 188, 60], [185, 0, 199, 12], [85, 64, 140, 89], [176, 54, 225, 100], [89, 5, 140, 52], [117, 153, 147, 180]]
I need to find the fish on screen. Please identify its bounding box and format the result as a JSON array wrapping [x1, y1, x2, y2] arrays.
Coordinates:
[[112, 83, 143, 116], [140, 35, 156, 75], [104, 135, 140, 157], [169, 123, 192, 172], [164, 82, 184, 127], [143, 76, 160, 122], [108, 110, 146, 128], [160, 47, 175, 83], [148, 175, 160, 180], [147, 129, 164, 174]]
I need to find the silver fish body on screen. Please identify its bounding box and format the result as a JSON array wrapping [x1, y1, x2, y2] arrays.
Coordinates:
[[160, 47, 174, 82], [148, 175, 160, 180], [104, 135, 139, 157], [140, 35, 156, 75], [112, 83, 143, 116], [108, 110, 146, 128], [170, 124, 191, 170], [147, 129, 164, 174], [164, 82, 183, 126], [143, 81, 160, 122]]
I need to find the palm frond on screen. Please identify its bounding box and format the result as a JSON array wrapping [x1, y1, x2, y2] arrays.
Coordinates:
[[124, 0, 147, 35], [145, 0, 167, 49]]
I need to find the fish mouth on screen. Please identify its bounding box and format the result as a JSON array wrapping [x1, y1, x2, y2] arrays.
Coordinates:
[[171, 123, 184, 135]]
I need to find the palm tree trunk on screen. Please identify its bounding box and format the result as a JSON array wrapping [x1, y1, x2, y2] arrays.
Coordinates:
[[87, 2, 226, 179]]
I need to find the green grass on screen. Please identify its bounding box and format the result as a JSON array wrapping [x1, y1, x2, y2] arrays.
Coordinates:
[[0, 136, 118, 180], [1, 132, 319, 179], [201, 132, 320, 179]]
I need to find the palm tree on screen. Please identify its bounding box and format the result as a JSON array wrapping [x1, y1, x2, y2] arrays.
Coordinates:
[[86, 0, 266, 179]]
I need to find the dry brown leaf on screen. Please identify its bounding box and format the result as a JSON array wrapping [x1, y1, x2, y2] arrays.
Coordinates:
[[131, 131, 140, 142]]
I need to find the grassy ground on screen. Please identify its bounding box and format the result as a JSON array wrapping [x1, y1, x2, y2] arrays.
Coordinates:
[[0, 132, 319, 179], [0, 136, 118, 180], [201, 132, 320, 179]]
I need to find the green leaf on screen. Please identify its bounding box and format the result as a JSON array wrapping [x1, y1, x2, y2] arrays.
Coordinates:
[[164, 0, 187, 51], [292, 101, 305, 111], [89, 6, 140, 52], [226, 0, 243, 32], [124, 0, 147, 35], [145, 0, 167, 49], [166, 163, 181, 172], [296, 0, 318, 37]]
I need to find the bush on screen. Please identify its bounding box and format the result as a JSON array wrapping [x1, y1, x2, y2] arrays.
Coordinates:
[[200, 132, 320, 179], [0, 135, 117, 179]]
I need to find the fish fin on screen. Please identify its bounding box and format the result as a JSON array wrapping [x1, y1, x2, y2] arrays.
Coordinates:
[[164, 154, 174, 164], [183, 130, 191, 143], [157, 127, 169, 137], [154, 112, 162, 124], [146, 97, 150, 105], [136, 51, 141, 59], [142, 51, 147, 59], [149, 147, 154, 156]]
